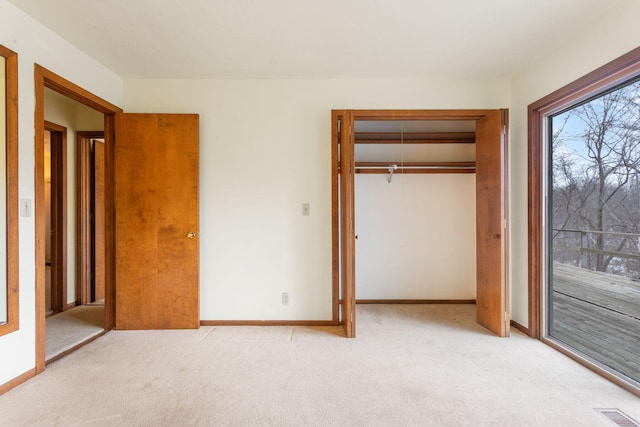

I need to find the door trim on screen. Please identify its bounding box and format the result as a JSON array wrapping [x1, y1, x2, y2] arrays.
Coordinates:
[[330, 111, 341, 325], [339, 110, 356, 337], [34, 65, 122, 373]]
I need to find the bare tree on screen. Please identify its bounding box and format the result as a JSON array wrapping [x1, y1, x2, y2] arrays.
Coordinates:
[[552, 80, 640, 274]]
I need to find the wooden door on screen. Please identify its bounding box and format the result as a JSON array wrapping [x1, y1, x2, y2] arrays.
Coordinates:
[[47, 125, 67, 314], [114, 113, 199, 330], [92, 139, 106, 302], [475, 109, 509, 337], [339, 111, 356, 337]]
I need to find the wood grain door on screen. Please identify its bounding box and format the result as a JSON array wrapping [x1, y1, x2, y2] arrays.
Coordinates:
[[47, 125, 67, 314], [475, 109, 509, 337], [340, 111, 356, 337], [92, 139, 106, 302], [114, 113, 199, 330]]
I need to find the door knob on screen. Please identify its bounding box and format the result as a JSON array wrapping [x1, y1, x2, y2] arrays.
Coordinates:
[[186, 231, 197, 239]]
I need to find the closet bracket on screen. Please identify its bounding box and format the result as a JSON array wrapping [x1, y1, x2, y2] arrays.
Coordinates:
[[387, 164, 398, 183]]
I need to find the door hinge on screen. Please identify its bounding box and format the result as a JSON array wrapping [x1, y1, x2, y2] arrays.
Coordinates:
[[504, 311, 510, 322]]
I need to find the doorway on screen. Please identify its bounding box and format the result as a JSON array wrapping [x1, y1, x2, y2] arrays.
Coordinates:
[[34, 65, 122, 373], [34, 66, 200, 372], [41, 91, 108, 362], [332, 109, 509, 338]]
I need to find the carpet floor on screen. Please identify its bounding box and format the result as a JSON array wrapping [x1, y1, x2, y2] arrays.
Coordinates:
[[45, 305, 105, 360], [3, 304, 639, 426]]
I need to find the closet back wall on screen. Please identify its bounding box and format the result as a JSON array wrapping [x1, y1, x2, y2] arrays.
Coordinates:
[[355, 173, 476, 300]]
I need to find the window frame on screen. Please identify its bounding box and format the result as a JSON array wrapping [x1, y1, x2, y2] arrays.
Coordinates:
[[528, 46, 640, 397], [0, 44, 19, 338]]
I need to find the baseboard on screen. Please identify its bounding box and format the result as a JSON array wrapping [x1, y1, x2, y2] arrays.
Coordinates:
[[64, 301, 78, 311], [356, 299, 476, 304], [510, 320, 530, 336], [0, 368, 36, 396], [200, 320, 337, 327]]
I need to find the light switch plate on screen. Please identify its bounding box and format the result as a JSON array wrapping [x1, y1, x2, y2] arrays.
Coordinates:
[[20, 199, 32, 217]]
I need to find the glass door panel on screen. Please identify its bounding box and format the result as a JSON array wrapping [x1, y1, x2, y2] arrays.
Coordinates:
[[548, 79, 640, 384]]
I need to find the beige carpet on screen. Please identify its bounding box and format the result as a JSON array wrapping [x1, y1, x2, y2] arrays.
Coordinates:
[[46, 305, 105, 360], [3, 304, 639, 426]]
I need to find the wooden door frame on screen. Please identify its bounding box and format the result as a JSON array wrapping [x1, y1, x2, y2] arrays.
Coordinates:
[[334, 110, 356, 337], [528, 47, 640, 396], [44, 121, 67, 314], [76, 131, 105, 305], [528, 47, 640, 341], [331, 109, 508, 337], [0, 44, 19, 339], [34, 65, 122, 373]]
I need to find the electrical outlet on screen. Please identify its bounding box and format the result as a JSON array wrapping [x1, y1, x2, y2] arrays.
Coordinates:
[[302, 203, 310, 216], [282, 292, 289, 305]]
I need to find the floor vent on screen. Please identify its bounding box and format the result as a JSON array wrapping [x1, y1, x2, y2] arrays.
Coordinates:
[[596, 409, 640, 427]]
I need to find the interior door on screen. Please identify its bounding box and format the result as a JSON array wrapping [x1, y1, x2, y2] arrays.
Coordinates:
[[48, 127, 66, 314], [92, 139, 106, 302], [475, 109, 509, 337], [114, 113, 199, 330], [339, 111, 356, 337]]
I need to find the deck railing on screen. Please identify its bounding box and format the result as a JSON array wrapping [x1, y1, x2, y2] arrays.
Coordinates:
[[552, 228, 640, 277]]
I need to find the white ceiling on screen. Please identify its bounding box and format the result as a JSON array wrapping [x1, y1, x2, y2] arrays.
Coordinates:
[[7, 0, 623, 79]]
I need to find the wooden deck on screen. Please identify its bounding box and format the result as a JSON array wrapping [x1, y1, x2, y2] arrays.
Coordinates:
[[551, 263, 640, 383]]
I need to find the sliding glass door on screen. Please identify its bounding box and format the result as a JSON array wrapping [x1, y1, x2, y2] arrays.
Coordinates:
[[547, 78, 640, 385]]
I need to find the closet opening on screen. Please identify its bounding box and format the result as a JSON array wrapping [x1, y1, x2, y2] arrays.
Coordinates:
[[331, 110, 509, 338]]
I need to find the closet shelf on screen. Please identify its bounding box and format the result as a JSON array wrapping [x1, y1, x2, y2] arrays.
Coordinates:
[[353, 132, 475, 144]]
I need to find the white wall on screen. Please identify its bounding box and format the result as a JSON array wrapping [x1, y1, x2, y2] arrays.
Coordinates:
[[509, 0, 640, 327], [0, 0, 123, 386], [44, 88, 104, 305], [123, 78, 510, 320], [355, 174, 476, 300]]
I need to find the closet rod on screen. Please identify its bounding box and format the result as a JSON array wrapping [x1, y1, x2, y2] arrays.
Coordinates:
[[351, 162, 476, 181], [354, 162, 476, 184], [354, 165, 475, 170]]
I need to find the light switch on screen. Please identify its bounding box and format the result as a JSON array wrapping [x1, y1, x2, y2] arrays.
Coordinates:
[[302, 203, 310, 216], [20, 199, 32, 217]]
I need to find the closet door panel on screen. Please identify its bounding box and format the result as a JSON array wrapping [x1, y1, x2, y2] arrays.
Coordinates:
[[476, 109, 509, 337]]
